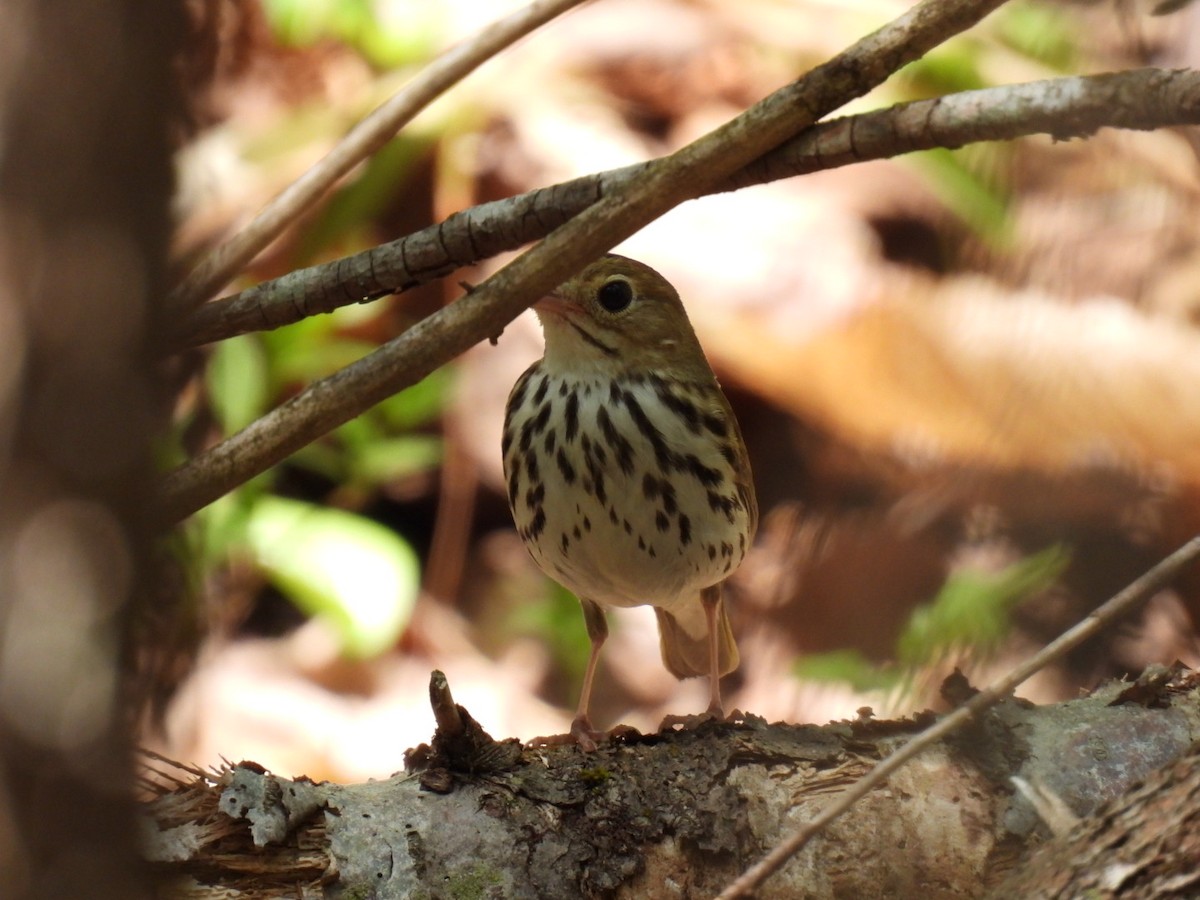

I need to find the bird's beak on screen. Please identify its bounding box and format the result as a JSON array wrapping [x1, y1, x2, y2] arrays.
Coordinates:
[[532, 290, 577, 320]]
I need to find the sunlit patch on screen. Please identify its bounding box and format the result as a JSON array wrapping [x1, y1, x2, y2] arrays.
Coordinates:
[[243, 497, 419, 658], [0, 500, 130, 751]]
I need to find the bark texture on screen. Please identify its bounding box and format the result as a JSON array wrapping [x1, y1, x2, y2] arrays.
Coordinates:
[[144, 668, 1200, 899], [987, 739, 1200, 898]]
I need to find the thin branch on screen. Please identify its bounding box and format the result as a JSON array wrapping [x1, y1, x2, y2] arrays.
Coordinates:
[[716, 536, 1200, 899], [156, 0, 1010, 525], [170, 66, 1200, 350], [166, 0, 592, 313], [731, 64, 1200, 187]]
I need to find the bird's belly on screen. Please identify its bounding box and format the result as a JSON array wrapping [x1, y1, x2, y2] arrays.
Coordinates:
[[532, 469, 727, 608], [504, 374, 752, 611]]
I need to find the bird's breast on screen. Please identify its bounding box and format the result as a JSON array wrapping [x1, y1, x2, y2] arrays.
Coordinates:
[[503, 367, 753, 610]]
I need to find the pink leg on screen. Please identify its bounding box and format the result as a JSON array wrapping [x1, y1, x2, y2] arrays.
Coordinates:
[[569, 598, 608, 751], [701, 584, 723, 717]]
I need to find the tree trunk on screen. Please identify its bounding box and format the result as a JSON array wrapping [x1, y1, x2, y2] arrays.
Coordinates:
[[0, 3, 182, 897]]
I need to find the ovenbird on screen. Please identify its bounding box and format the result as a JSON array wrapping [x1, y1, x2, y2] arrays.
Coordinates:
[[502, 254, 758, 749]]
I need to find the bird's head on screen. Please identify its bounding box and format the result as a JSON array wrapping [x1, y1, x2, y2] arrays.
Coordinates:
[[534, 254, 708, 379]]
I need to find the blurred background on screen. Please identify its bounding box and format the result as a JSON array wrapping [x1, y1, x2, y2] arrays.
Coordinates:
[[157, 0, 1200, 781]]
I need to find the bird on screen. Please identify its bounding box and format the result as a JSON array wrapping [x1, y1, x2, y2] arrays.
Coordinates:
[[502, 254, 758, 749]]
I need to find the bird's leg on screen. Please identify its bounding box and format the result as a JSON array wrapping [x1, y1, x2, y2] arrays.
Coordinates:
[[701, 583, 724, 717], [659, 584, 729, 734], [569, 598, 609, 750], [528, 599, 611, 750]]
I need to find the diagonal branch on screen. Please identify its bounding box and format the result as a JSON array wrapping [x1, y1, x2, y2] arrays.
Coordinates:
[[716, 535, 1200, 899], [156, 0, 1011, 525], [170, 66, 1200, 350], [166, 0, 592, 314]]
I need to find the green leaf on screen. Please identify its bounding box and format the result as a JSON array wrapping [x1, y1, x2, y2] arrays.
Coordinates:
[[996, 2, 1076, 71], [908, 146, 1012, 242], [350, 435, 442, 483], [206, 334, 269, 434], [262, 0, 371, 48], [264, 322, 375, 386], [793, 649, 900, 694], [898, 42, 987, 96], [288, 441, 348, 483], [373, 367, 452, 431], [196, 492, 254, 566], [898, 545, 1069, 668], [359, 0, 446, 68], [296, 136, 431, 261], [262, 0, 443, 67], [509, 582, 593, 688], [243, 497, 419, 657]]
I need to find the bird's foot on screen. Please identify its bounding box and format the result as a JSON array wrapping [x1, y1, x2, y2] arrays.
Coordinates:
[[659, 710, 719, 732], [527, 715, 610, 752], [660, 701, 741, 734]]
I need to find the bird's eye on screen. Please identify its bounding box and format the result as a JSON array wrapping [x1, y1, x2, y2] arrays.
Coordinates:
[[596, 278, 634, 313]]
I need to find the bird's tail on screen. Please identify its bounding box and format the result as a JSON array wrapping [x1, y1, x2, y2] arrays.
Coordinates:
[[654, 592, 739, 680]]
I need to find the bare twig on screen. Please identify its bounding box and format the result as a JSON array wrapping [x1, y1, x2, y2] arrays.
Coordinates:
[[156, 0, 1011, 524], [166, 0, 591, 313], [170, 67, 1200, 350], [716, 536, 1200, 899]]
